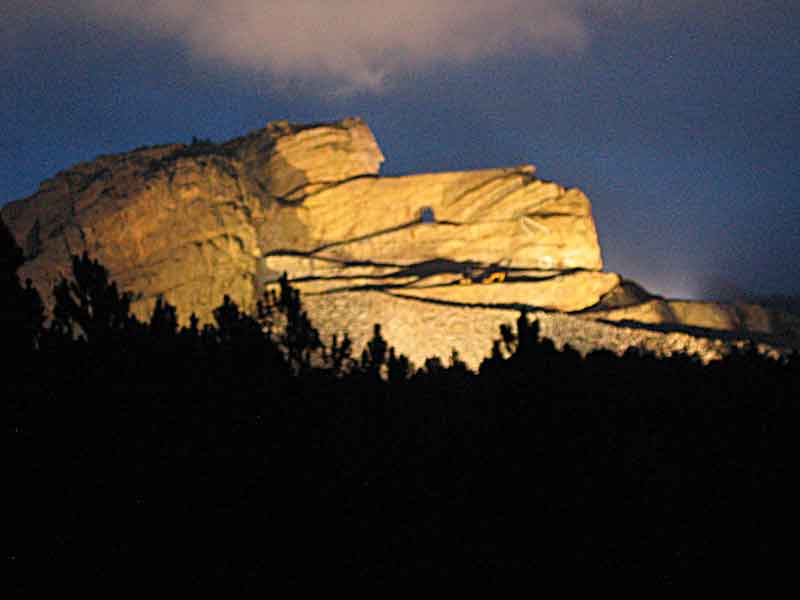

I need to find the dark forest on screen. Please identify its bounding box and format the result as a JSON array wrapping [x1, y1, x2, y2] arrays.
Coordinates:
[[6, 217, 799, 589]]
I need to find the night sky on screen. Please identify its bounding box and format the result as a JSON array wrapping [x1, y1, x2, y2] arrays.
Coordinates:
[[2, 1, 798, 299]]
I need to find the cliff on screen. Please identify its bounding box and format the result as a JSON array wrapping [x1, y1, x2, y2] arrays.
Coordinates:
[[2, 118, 797, 366]]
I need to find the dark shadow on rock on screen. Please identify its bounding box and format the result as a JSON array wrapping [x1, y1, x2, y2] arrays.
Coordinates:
[[389, 258, 481, 278], [382, 288, 559, 314], [309, 219, 457, 254], [294, 262, 592, 296]]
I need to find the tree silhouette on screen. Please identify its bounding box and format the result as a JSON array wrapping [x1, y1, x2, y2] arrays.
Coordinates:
[[213, 295, 263, 345], [479, 340, 505, 375], [149, 296, 179, 339], [0, 217, 45, 354], [513, 309, 539, 356], [0, 216, 23, 274], [50, 251, 138, 345], [361, 323, 389, 379], [421, 356, 445, 377], [479, 311, 550, 377], [499, 323, 517, 356], [262, 273, 323, 374], [387, 346, 412, 382], [208, 293, 289, 384], [448, 349, 469, 376], [328, 332, 355, 376], [8, 228, 800, 587]]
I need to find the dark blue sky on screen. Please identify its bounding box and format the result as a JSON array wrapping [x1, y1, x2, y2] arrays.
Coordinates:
[[2, 1, 798, 299]]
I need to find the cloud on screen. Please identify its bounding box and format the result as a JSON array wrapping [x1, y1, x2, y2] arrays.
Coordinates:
[[77, 1, 597, 91], [2, 1, 738, 92]]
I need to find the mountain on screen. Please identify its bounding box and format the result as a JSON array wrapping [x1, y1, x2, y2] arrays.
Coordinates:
[[3, 118, 798, 366]]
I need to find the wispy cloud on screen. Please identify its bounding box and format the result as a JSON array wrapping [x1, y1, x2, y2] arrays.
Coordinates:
[[2, 1, 737, 92], [86, 0, 595, 92]]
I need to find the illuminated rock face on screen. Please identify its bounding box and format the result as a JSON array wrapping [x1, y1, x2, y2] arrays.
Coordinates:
[[2, 117, 797, 365], [273, 165, 603, 270], [2, 118, 604, 316], [580, 296, 800, 343], [0, 118, 386, 322]]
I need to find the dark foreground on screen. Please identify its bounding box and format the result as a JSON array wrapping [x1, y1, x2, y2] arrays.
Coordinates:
[[4, 234, 800, 588], [10, 336, 800, 589]]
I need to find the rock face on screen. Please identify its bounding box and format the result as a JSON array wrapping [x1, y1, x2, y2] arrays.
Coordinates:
[[1, 118, 604, 317], [2, 117, 798, 366], [580, 293, 800, 347], [1, 118, 386, 322], [274, 165, 603, 270]]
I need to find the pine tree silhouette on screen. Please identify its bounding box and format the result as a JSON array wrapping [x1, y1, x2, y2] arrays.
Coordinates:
[[262, 273, 323, 374], [0, 217, 45, 355], [362, 323, 389, 379], [51, 251, 138, 345], [329, 332, 355, 376], [387, 346, 412, 382], [149, 296, 179, 339]]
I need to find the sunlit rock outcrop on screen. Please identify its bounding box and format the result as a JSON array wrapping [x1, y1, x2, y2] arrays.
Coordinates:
[[1, 118, 386, 321], [2, 118, 603, 319], [272, 165, 603, 270], [2, 117, 797, 366]]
